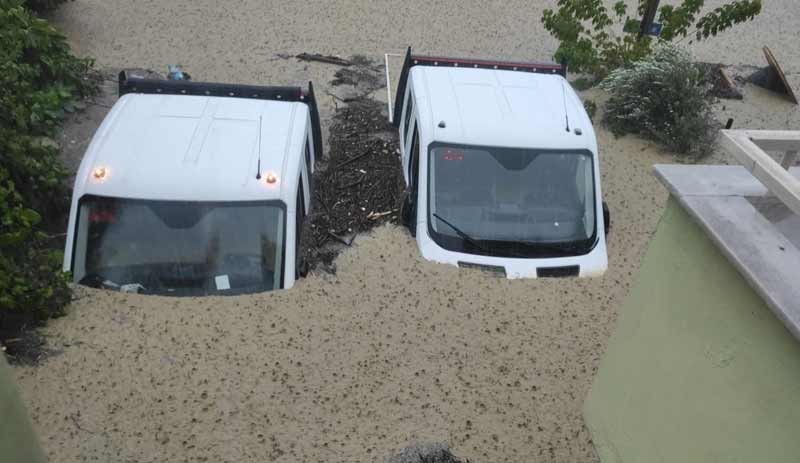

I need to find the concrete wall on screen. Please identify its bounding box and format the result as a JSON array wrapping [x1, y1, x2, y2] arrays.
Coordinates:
[[0, 355, 44, 463], [585, 197, 800, 463]]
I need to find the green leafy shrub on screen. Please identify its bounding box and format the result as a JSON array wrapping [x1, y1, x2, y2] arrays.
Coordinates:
[[18, 0, 71, 13], [600, 43, 717, 156], [0, 166, 71, 322], [1, 1, 94, 134], [542, 0, 762, 79], [0, 0, 93, 337]]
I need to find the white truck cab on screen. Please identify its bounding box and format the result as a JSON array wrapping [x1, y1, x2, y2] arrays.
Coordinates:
[[63, 72, 322, 295], [392, 49, 609, 278]]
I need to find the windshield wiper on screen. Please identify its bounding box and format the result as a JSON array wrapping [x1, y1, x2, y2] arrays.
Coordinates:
[[433, 213, 590, 258], [432, 213, 530, 258], [432, 213, 490, 254]]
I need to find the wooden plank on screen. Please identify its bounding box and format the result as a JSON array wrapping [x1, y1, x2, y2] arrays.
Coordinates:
[[720, 130, 800, 217], [763, 46, 798, 104]]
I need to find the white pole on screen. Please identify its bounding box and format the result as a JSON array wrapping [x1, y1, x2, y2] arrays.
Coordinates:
[[384, 53, 403, 124]]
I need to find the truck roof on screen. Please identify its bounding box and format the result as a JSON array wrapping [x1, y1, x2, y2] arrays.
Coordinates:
[[75, 93, 309, 204], [409, 66, 596, 152]]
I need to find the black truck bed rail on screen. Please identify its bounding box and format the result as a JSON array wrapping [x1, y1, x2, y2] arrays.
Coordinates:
[[118, 71, 323, 160]]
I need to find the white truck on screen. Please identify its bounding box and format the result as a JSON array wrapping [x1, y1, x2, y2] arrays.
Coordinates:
[[391, 48, 609, 278], [63, 72, 322, 295]]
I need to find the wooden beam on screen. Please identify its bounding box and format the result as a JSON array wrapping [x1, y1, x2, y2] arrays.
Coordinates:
[[720, 130, 800, 217]]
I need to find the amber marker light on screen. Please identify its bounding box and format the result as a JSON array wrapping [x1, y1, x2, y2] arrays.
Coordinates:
[[263, 172, 279, 185], [91, 166, 109, 182]]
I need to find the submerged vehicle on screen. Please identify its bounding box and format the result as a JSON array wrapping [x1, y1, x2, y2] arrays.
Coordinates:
[[390, 48, 609, 278], [63, 71, 322, 295]]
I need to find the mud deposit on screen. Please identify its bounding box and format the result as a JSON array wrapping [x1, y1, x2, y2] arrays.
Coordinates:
[[14, 1, 800, 462]]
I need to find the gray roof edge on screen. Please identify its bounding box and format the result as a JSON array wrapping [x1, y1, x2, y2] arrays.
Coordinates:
[[654, 164, 800, 197]]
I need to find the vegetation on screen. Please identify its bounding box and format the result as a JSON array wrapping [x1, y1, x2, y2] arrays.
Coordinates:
[[582, 99, 597, 122], [22, 0, 71, 14], [600, 43, 717, 156], [542, 0, 762, 79], [0, 0, 93, 347]]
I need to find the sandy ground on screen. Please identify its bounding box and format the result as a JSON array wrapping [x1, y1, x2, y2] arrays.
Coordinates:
[[12, 1, 800, 462]]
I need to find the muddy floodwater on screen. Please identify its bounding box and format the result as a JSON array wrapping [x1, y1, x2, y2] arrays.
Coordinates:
[[14, 1, 800, 462]]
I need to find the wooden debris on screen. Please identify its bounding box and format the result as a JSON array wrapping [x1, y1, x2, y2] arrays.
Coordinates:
[[336, 149, 371, 168], [700, 63, 743, 100], [295, 53, 352, 67], [717, 68, 743, 99], [367, 210, 397, 220], [761, 46, 798, 104], [326, 231, 356, 246], [298, 58, 404, 272]]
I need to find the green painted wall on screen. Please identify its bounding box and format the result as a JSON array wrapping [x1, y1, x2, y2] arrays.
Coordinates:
[[0, 356, 45, 463], [585, 197, 800, 463]]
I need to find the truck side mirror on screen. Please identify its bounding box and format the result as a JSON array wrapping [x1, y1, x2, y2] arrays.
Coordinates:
[[603, 201, 611, 236]]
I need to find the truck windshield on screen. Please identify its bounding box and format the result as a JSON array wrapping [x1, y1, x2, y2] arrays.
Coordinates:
[[428, 144, 596, 258], [72, 195, 285, 296]]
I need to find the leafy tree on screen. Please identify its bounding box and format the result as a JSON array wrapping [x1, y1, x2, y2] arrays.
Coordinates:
[[542, 0, 762, 78]]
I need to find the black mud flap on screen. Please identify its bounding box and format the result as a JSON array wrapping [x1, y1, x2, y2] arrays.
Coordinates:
[[603, 201, 611, 236], [296, 259, 310, 279]]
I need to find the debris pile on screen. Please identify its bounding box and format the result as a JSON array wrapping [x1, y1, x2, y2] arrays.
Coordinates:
[[702, 47, 799, 104], [300, 57, 404, 272], [700, 63, 745, 100], [386, 443, 469, 463]]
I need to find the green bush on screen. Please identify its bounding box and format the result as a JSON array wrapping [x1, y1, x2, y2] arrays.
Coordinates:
[[542, 0, 762, 79], [582, 99, 597, 122], [0, 166, 71, 321], [19, 0, 71, 13], [599, 43, 717, 157], [1, 0, 93, 134], [1, 0, 93, 330]]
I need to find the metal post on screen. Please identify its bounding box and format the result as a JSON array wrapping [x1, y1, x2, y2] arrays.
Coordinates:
[[638, 0, 660, 40]]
